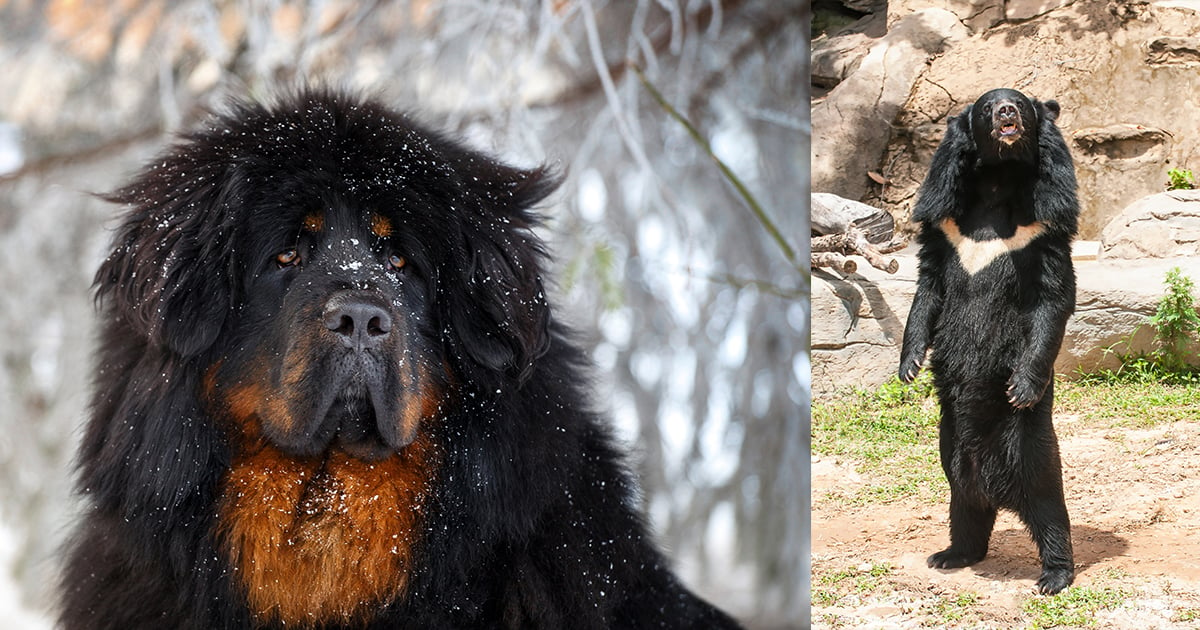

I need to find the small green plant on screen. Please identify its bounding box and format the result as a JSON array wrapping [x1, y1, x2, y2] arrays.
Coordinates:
[[1076, 353, 1200, 386], [1149, 267, 1200, 371], [1167, 167, 1195, 190], [1077, 267, 1200, 384], [1022, 586, 1128, 629]]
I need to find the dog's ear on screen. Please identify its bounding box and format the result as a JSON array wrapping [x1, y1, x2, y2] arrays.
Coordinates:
[[439, 162, 561, 388], [96, 143, 239, 358]]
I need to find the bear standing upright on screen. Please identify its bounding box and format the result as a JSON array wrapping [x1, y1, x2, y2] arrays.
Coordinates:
[[898, 88, 1078, 595]]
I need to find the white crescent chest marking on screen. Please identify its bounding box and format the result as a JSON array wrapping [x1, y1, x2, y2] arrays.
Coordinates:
[[938, 218, 1046, 275]]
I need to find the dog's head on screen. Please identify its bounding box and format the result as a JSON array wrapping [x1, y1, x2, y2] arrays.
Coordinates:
[[97, 89, 560, 460]]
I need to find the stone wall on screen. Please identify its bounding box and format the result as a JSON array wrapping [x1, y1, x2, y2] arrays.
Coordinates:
[[814, 0, 1200, 240], [813, 246, 1200, 396]]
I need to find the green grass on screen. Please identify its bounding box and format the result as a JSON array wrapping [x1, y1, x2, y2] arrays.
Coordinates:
[[1055, 379, 1200, 428], [1022, 586, 1129, 629], [813, 564, 983, 624], [813, 375, 1200, 506], [812, 375, 1196, 626], [812, 373, 946, 505], [926, 591, 980, 625], [813, 563, 894, 607], [1075, 354, 1200, 387]]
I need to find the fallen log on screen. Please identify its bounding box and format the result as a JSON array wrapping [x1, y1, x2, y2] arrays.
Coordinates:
[[812, 252, 857, 274], [812, 227, 900, 273], [812, 192, 895, 244]]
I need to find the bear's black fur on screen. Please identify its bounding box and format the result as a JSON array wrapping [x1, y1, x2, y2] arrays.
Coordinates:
[[898, 88, 1077, 595]]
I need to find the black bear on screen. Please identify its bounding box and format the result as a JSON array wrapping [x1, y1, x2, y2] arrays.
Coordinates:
[[898, 88, 1077, 595]]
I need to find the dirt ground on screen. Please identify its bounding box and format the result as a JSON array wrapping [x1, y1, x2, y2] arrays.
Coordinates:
[[812, 410, 1200, 629]]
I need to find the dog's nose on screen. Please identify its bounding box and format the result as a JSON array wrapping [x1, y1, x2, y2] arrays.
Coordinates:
[[324, 301, 392, 350]]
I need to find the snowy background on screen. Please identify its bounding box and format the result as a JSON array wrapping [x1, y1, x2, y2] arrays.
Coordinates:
[[0, 1, 810, 627]]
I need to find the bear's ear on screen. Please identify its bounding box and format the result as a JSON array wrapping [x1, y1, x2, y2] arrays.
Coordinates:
[[1032, 99, 1079, 235], [912, 110, 974, 223], [1039, 99, 1061, 123], [963, 101, 976, 143], [96, 147, 238, 358], [439, 162, 561, 388]]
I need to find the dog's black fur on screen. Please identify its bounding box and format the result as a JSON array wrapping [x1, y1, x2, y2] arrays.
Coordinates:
[[59, 88, 743, 629], [899, 88, 1077, 595]]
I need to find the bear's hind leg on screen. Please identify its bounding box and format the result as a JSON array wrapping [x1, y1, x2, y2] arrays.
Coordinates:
[[929, 402, 997, 570], [1015, 391, 1075, 595], [928, 487, 997, 569], [1023, 501, 1074, 594], [1018, 443, 1074, 593]]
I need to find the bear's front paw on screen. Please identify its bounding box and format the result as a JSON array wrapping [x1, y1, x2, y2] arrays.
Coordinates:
[[898, 347, 926, 383], [1006, 370, 1048, 408]]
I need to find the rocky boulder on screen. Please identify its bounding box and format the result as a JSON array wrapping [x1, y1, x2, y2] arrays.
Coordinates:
[[1100, 190, 1200, 260], [812, 254, 913, 394], [811, 8, 968, 200]]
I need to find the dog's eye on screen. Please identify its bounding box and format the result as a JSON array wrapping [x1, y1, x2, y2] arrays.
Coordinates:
[[276, 249, 300, 267], [388, 254, 406, 271]]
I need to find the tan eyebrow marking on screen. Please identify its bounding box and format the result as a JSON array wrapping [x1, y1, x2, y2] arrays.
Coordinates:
[[303, 212, 324, 233], [370, 213, 394, 238], [939, 218, 1046, 276]]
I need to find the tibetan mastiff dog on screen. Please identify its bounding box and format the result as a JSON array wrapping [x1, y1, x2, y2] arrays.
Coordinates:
[[60, 89, 742, 630]]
